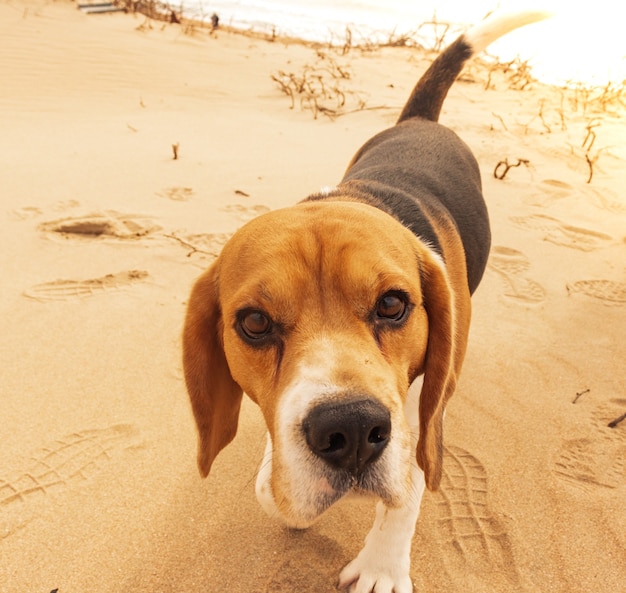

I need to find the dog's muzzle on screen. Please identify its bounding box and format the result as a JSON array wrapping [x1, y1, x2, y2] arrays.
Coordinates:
[[302, 397, 391, 476]]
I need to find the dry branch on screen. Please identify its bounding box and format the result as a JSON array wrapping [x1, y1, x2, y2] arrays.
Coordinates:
[[163, 233, 216, 257], [572, 388, 590, 404], [582, 119, 602, 184], [271, 52, 371, 119], [493, 158, 530, 180]]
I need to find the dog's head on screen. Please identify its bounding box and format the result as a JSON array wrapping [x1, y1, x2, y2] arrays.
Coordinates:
[[183, 200, 466, 526]]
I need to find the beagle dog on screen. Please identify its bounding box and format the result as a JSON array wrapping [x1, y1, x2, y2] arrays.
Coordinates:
[[183, 10, 550, 593]]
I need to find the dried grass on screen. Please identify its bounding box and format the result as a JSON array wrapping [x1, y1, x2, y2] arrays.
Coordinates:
[[270, 51, 367, 119]]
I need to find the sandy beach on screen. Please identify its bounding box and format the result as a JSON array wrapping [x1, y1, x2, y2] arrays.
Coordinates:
[[1, 1, 625, 591]]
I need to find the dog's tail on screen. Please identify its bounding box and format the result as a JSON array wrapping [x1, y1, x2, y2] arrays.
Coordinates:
[[397, 10, 552, 123]]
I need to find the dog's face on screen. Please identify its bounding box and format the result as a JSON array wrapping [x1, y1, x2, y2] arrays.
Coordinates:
[[183, 200, 461, 526]]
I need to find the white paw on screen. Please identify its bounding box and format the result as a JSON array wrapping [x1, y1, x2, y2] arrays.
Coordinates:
[[338, 553, 413, 593]]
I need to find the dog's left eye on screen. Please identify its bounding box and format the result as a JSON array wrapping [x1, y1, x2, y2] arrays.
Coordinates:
[[375, 292, 408, 322], [240, 310, 272, 340]]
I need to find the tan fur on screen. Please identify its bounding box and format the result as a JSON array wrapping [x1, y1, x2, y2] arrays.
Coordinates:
[[183, 264, 243, 477]]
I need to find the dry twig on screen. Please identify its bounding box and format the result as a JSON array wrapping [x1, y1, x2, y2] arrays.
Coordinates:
[[163, 233, 215, 257], [493, 158, 530, 180], [537, 99, 551, 133], [582, 119, 602, 183], [572, 388, 590, 404], [483, 56, 536, 91], [491, 112, 508, 131]]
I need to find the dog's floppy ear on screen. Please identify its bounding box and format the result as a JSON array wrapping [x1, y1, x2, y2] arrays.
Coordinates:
[[183, 262, 243, 477], [414, 248, 459, 491]]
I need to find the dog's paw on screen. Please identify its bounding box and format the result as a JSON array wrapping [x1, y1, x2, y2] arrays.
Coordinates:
[[338, 554, 412, 593]]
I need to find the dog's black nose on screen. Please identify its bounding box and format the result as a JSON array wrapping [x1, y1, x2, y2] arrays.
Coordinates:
[[303, 398, 391, 475]]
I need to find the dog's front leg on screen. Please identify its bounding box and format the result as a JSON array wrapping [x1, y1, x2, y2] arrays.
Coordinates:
[[338, 460, 425, 593]]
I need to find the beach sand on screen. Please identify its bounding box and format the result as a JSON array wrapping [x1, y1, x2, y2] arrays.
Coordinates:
[[1, 1, 625, 591]]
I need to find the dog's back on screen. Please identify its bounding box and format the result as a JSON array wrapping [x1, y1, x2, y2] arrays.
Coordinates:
[[338, 120, 487, 293], [306, 10, 551, 295]]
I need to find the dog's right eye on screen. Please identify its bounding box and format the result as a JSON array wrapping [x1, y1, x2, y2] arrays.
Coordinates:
[[239, 310, 272, 340], [376, 293, 406, 321]]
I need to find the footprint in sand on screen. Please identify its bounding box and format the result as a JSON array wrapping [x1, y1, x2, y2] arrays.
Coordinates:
[[176, 232, 233, 258], [567, 279, 626, 305], [221, 204, 270, 222], [488, 246, 546, 304], [157, 187, 195, 202], [436, 447, 509, 564], [9, 200, 80, 221], [433, 446, 523, 588], [0, 425, 142, 540], [23, 270, 149, 301], [554, 399, 626, 492], [9, 206, 43, 220], [39, 211, 160, 241], [523, 179, 575, 208], [253, 533, 343, 593], [528, 179, 626, 215], [584, 186, 626, 214], [510, 213, 613, 251]]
